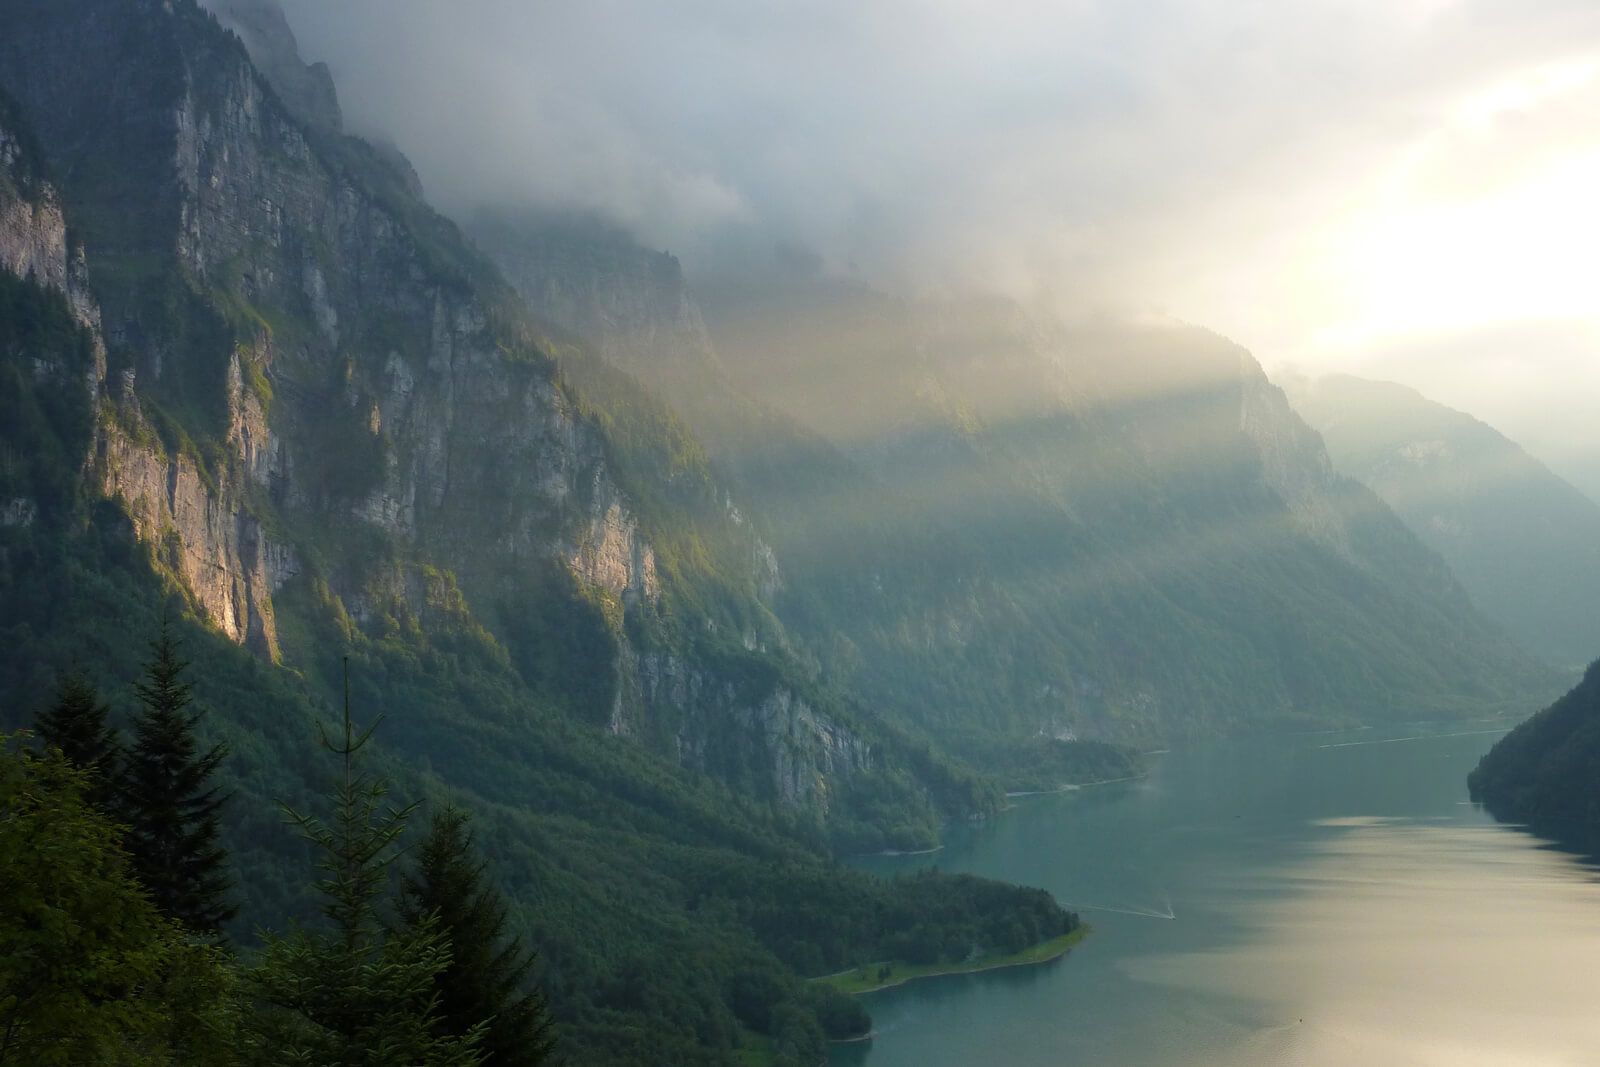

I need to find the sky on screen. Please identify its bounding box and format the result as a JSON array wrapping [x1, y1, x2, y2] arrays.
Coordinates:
[[267, 0, 1600, 490]]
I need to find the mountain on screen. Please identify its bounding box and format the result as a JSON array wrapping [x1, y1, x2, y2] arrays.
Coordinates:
[[1470, 660, 1600, 850], [0, 2, 1068, 1062], [1287, 373, 1600, 671], [0, 0, 1568, 1059], [0, 0, 1002, 846], [476, 227, 1561, 760], [694, 282, 1559, 742]]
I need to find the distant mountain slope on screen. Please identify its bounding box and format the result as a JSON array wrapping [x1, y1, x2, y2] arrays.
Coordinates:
[[686, 280, 1559, 742], [1288, 373, 1600, 670], [470, 203, 1562, 747], [0, 0, 1002, 846], [0, 5, 1062, 1062], [477, 233, 1561, 748], [1470, 661, 1600, 848]]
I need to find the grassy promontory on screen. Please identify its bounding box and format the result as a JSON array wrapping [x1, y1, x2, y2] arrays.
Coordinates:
[[812, 925, 1090, 996]]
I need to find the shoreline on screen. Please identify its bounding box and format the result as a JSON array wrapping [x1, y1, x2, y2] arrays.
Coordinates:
[[827, 1030, 877, 1045], [857, 843, 946, 858], [812, 925, 1090, 997], [1005, 773, 1147, 798]]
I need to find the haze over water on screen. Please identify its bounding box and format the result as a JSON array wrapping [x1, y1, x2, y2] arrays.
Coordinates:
[[836, 726, 1600, 1067]]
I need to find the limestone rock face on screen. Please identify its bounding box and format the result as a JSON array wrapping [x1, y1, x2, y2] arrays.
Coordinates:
[[473, 216, 724, 391], [3, 107, 296, 659], [0, 0, 881, 822], [95, 417, 297, 659], [0, 1, 663, 617], [610, 647, 876, 818], [0, 163, 69, 292], [0, 127, 101, 337]]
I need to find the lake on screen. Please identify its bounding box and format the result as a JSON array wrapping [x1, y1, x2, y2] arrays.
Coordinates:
[[833, 724, 1600, 1066]]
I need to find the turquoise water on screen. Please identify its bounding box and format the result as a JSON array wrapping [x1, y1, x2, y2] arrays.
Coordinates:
[[834, 726, 1600, 1066]]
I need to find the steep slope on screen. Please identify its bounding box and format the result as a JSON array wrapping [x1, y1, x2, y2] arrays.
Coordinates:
[[472, 217, 1150, 784], [0, 0, 997, 847], [1287, 373, 1600, 671], [468, 211, 726, 412], [1469, 661, 1600, 850], [0, 6, 1071, 1063], [469, 214, 1559, 752], [692, 280, 1559, 743]]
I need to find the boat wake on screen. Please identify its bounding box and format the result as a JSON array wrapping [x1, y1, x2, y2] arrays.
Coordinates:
[[1067, 895, 1175, 920]]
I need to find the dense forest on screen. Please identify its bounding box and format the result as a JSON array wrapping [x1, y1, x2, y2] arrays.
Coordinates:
[[1468, 660, 1600, 851], [0, 2, 1569, 1062], [5, 619, 1080, 1065], [0, 162, 1085, 1062], [0, 104, 1084, 1062]]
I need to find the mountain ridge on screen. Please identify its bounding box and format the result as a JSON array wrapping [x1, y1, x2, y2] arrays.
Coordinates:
[[1288, 372, 1600, 670], [0, 2, 1570, 1060]]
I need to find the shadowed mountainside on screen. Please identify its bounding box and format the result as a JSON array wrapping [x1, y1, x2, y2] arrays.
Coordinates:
[[1289, 373, 1600, 671]]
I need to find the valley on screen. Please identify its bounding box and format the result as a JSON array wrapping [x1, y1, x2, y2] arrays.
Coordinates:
[[0, 1, 1593, 1064]]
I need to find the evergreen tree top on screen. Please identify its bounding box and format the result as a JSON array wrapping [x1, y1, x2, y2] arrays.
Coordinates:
[[121, 619, 236, 937], [35, 670, 120, 807], [399, 806, 558, 1067], [242, 659, 484, 1066]]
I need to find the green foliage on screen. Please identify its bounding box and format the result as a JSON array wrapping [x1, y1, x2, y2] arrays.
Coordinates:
[[0, 250, 1084, 1063], [0, 735, 235, 1066], [0, 10, 1168, 1063], [487, 562, 620, 725], [813, 927, 1087, 996], [35, 670, 121, 809], [693, 283, 1561, 751], [121, 621, 235, 936], [1292, 373, 1600, 671], [0, 318, 1094, 1067], [801, 984, 870, 1041], [239, 691, 482, 1067], [398, 807, 558, 1067], [297, 363, 391, 507], [958, 737, 1145, 794], [1469, 660, 1600, 849], [0, 271, 98, 523]]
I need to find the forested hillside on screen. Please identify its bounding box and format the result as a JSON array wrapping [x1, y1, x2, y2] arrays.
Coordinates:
[[0, 0, 1569, 1061], [480, 222, 1561, 764], [1288, 373, 1600, 671], [0, 2, 1081, 1061], [1469, 661, 1600, 850]]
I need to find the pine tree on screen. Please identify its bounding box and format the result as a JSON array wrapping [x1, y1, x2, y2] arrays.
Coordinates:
[[240, 661, 482, 1067], [398, 806, 558, 1067], [34, 671, 120, 811], [0, 734, 237, 1066], [120, 620, 235, 937]]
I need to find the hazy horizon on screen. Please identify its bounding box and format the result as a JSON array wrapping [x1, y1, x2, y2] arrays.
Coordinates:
[[239, 0, 1600, 493]]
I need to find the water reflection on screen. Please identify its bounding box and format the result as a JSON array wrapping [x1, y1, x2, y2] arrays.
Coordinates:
[[1128, 820, 1600, 1066], [835, 728, 1600, 1067]]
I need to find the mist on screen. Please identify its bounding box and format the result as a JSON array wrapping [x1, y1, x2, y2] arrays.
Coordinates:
[[260, 0, 1600, 477]]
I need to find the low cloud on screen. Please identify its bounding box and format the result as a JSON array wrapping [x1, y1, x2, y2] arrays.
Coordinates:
[[268, 0, 1597, 297], [258, 0, 1600, 474]]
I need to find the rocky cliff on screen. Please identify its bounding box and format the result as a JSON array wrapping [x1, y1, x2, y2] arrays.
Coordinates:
[[687, 278, 1556, 743], [463, 193, 1557, 748], [473, 213, 723, 391], [0, 0, 934, 836]]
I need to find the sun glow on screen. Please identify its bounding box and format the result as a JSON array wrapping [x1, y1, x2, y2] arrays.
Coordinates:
[[1305, 56, 1600, 356], [1318, 149, 1600, 351]]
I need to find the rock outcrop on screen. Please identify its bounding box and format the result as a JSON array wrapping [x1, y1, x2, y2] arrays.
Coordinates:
[[0, 0, 886, 823]]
